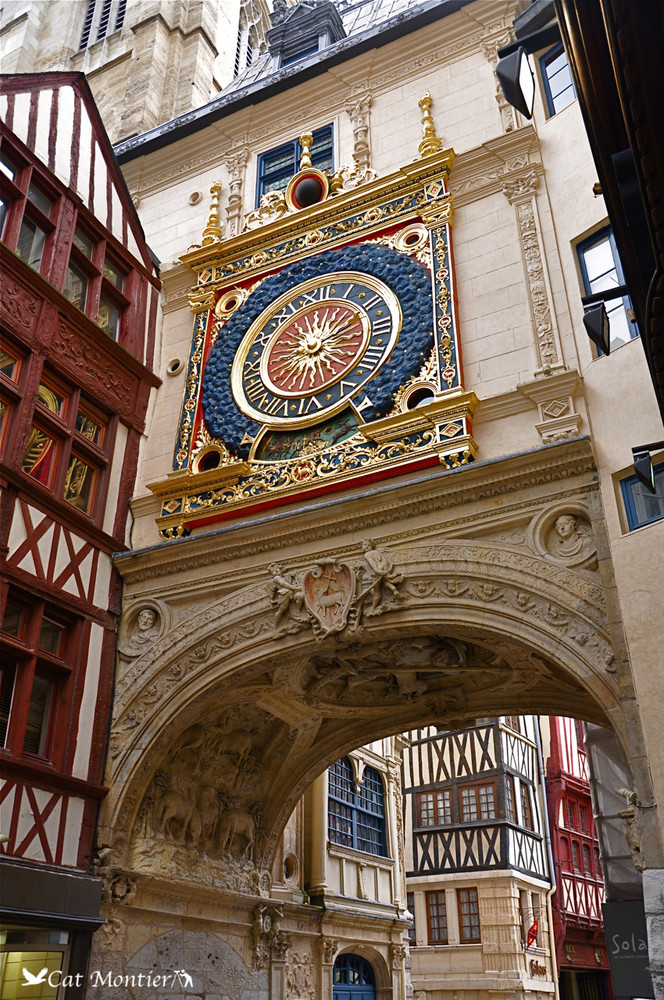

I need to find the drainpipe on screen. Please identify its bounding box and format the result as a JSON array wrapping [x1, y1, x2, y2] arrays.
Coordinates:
[[534, 717, 560, 1000]]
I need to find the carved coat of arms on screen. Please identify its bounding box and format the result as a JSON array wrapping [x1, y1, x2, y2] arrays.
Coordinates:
[[302, 563, 354, 637]]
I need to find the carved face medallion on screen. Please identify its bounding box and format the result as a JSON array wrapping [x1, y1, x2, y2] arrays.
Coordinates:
[[302, 563, 354, 635]]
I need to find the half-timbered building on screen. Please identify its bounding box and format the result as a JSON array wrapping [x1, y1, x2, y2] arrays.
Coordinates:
[[542, 716, 614, 1000], [402, 718, 556, 998], [0, 72, 159, 993]]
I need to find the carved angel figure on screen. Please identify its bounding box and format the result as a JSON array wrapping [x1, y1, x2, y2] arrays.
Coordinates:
[[269, 563, 305, 628], [359, 540, 404, 611]]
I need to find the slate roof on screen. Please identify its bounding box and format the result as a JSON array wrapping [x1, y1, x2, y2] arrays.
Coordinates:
[[114, 0, 472, 162]]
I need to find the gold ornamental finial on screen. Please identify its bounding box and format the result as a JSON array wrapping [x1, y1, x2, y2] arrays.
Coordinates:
[[299, 132, 313, 170], [201, 181, 223, 245], [418, 92, 443, 158]]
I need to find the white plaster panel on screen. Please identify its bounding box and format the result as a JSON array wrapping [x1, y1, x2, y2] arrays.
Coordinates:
[[0, 781, 17, 835], [11, 92, 32, 148], [60, 797, 85, 866], [77, 547, 94, 597], [54, 85, 76, 191], [103, 421, 129, 535], [93, 551, 112, 609], [72, 622, 104, 780], [35, 519, 54, 578], [34, 88, 53, 168], [77, 106, 93, 208], [93, 140, 107, 223], [6, 499, 27, 557]]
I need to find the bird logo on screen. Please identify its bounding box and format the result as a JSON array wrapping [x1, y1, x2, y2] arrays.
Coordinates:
[[22, 968, 49, 985]]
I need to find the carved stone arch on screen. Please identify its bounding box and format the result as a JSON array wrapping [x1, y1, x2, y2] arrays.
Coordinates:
[[102, 538, 637, 875], [333, 943, 392, 991]]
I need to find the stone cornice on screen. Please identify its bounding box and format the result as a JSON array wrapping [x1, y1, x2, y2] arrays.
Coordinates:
[[115, 437, 597, 585], [450, 124, 542, 208]]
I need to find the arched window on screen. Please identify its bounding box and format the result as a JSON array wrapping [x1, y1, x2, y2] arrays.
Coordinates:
[[333, 954, 375, 1000], [328, 757, 387, 857]]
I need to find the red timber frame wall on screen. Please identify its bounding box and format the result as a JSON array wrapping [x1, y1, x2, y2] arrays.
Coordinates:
[[545, 717, 615, 999], [0, 73, 160, 949]]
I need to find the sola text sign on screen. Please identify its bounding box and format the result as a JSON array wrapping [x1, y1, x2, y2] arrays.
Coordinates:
[[602, 900, 654, 998]]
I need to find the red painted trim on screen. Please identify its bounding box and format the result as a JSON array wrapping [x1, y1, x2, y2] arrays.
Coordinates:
[[48, 86, 58, 172], [88, 136, 95, 212], [55, 792, 68, 864], [106, 164, 113, 231], [26, 90, 39, 150], [71, 90, 81, 193], [186, 454, 441, 529], [0, 755, 108, 798], [5, 91, 15, 130]]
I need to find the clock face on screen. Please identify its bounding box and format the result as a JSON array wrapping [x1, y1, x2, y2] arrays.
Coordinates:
[[231, 271, 401, 428]]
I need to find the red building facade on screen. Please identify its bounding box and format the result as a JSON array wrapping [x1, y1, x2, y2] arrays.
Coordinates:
[[545, 717, 615, 1000], [0, 73, 159, 992]]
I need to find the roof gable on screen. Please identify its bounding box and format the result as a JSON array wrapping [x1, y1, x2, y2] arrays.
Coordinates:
[[0, 72, 156, 274]]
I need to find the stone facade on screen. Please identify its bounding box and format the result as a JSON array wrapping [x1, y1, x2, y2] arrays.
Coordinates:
[[4, 0, 663, 997]]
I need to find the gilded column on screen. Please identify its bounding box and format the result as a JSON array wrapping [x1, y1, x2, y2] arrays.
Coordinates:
[[224, 147, 248, 237]]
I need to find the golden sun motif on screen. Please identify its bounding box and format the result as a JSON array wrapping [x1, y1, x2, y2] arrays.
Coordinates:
[[267, 305, 365, 392]]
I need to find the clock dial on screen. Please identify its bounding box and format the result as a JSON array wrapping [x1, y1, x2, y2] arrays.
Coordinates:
[[231, 271, 401, 428]]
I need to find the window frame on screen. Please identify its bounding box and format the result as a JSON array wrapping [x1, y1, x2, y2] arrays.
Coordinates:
[[1, 145, 60, 279], [416, 787, 452, 828], [457, 888, 481, 943], [328, 756, 388, 858], [458, 779, 497, 823], [621, 461, 664, 530], [425, 890, 448, 945], [520, 783, 534, 831], [17, 366, 115, 524], [540, 42, 577, 116], [577, 226, 637, 355], [255, 124, 333, 205], [0, 592, 79, 766]]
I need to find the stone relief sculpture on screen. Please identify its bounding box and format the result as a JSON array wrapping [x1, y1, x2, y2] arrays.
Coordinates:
[[548, 513, 597, 568], [529, 507, 598, 570], [252, 903, 284, 970], [130, 717, 270, 884], [268, 543, 405, 638], [118, 605, 164, 657]]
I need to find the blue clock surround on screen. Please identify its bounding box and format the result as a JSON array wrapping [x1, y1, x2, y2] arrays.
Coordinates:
[[201, 242, 434, 457]]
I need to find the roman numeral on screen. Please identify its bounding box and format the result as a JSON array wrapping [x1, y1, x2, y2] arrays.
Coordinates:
[[265, 397, 290, 417], [243, 356, 261, 376], [371, 316, 391, 336]]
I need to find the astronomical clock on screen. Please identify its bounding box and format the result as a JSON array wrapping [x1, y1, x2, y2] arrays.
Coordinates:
[[152, 99, 478, 539]]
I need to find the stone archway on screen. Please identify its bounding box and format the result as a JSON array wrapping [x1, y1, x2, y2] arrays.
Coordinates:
[[95, 441, 662, 998], [103, 538, 635, 876]]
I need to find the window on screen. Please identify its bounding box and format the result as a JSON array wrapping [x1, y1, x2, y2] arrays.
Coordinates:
[[568, 802, 576, 830], [79, 0, 126, 48], [622, 462, 664, 529], [333, 954, 375, 991], [417, 788, 452, 827], [457, 888, 481, 942], [583, 844, 592, 873], [328, 757, 387, 857], [578, 227, 637, 354], [504, 715, 521, 732], [460, 782, 496, 822], [520, 784, 534, 830], [540, 43, 577, 115], [0, 928, 71, 1000], [406, 892, 416, 945], [426, 891, 448, 944], [65, 225, 130, 340], [256, 125, 333, 203], [0, 342, 22, 451], [1, 137, 132, 342], [18, 372, 111, 520], [1, 593, 78, 763], [572, 841, 580, 870]]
